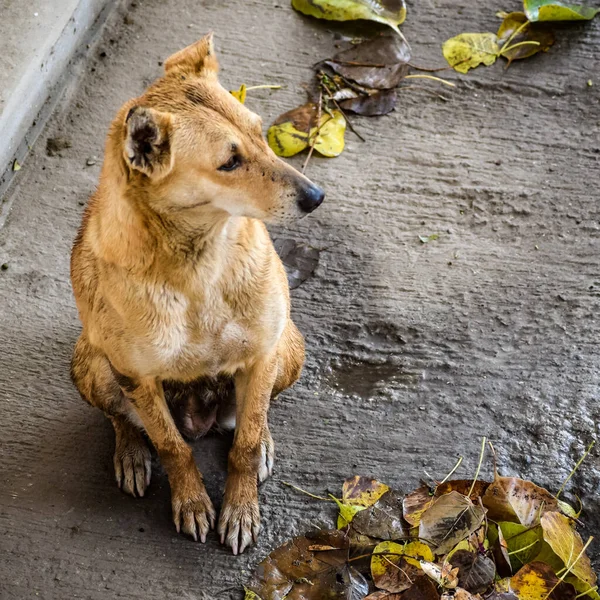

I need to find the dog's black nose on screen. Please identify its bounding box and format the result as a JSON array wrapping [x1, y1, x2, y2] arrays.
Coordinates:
[[297, 183, 325, 214]]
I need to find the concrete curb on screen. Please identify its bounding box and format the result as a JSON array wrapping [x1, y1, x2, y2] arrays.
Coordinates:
[[0, 0, 118, 204]]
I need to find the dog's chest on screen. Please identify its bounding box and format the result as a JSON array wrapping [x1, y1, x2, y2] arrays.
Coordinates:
[[139, 283, 259, 378]]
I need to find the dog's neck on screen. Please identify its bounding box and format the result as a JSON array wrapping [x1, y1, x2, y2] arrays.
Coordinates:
[[133, 191, 231, 261], [94, 176, 233, 274]]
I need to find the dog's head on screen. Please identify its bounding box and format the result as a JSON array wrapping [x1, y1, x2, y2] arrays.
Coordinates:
[[117, 33, 324, 225]]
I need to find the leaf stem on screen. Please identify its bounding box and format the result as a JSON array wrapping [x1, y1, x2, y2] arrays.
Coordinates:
[[556, 441, 596, 499], [281, 480, 334, 502], [507, 539, 540, 555], [399, 85, 450, 102], [499, 20, 530, 55], [408, 62, 452, 72], [403, 74, 456, 87], [468, 437, 487, 498], [245, 85, 283, 91], [488, 441, 498, 479], [439, 456, 464, 485], [575, 585, 599, 598], [302, 90, 323, 174], [330, 97, 366, 142], [500, 40, 541, 56]]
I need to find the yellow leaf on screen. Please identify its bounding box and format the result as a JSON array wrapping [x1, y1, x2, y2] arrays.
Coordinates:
[[12, 159, 21, 172], [267, 105, 346, 158], [243, 586, 263, 600], [509, 561, 576, 599], [403, 541, 434, 568], [495, 577, 512, 593], [541, 511, 596, 588], [267, 120, 310, 158], [371, 541, 405, 578], [371, 541, 432, 593], [342, 475, 390, 507], [312, 111, 346, 158], [291, 0, 407, 35], [442, 33, 499, 74], [230, 84, 247, 104]]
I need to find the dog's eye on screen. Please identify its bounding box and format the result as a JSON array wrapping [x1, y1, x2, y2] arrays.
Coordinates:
[[218, 155, 240, 172]]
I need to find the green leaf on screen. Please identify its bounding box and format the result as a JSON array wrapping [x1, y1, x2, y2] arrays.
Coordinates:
[[524, 0, 600, 21], [565, 576, 600, 600], [419, 234, 439, 243], [557, 499, 578, 519], [534, 539, 566, 573], [498, 521, 543, 571], [333, 495, 366, 528], [291, 0, 407, 35], [442, 33, 499, 74]]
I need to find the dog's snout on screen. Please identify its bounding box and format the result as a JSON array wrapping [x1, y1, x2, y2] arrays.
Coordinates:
[[297, 183, 325, 214]]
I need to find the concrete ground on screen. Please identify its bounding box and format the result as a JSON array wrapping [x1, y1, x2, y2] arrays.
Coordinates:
[[0, 0, 114, 196], [1, 1, 599, 598]]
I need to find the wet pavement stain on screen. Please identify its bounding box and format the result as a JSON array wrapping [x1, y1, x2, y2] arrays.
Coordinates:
[[325, 360, 420, 398]]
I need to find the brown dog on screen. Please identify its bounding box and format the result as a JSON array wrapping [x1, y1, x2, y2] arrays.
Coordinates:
[[70, 33, 324, 554]]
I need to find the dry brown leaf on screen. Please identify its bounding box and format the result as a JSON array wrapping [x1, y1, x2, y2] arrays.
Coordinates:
[[419, 491, 486, 555], [404, 480, 489, 528], [450, 550, 496, 594], [482, 476, 560, 527], [324, 35, 411, 89]]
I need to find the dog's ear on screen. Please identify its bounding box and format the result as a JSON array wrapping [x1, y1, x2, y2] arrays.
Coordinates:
[[164, 33, 219, 77], [123, 106, 173, 179]]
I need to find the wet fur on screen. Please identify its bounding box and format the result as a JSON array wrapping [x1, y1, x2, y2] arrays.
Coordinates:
[[69, 34, 317, 554]]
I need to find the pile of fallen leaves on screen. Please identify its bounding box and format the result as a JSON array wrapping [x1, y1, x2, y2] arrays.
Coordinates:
[[232, 0, 453, 167], [266, 0, 446, 164], [244, 441, 598, 599], [229, 0, 598, 169]]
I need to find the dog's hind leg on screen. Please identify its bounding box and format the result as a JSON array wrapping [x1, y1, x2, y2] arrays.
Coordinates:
[[70, 333, 152, 497], [273, 319, 305, 396]]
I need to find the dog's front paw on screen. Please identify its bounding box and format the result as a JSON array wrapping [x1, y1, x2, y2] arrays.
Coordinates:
[[218, 477, 260, 555], [171, 477, 216, 543], [113, 428, 152, 498], [258, 427, 274, 484]]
